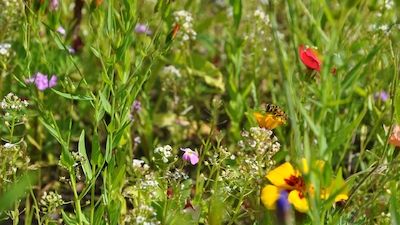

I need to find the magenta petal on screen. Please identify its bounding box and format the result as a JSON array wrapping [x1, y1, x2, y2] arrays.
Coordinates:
[[189, 154, 199, 165], [49, 75, 57, 88], [182, 153, 191, 161]]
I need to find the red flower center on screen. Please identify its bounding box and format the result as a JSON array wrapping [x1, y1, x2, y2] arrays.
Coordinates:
[[284, 175, 306, 198]]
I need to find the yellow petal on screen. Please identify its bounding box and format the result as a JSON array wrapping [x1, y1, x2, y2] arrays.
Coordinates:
[[253, 112, 285, 130], [301, 158, 309, 174], [334, 194, 348, 202], [288, 190, 308, 213], [266, 162, 297, 189], [253, 112, 269, 129], [301, 158, 325, 174], [261, 185, 280, 210]]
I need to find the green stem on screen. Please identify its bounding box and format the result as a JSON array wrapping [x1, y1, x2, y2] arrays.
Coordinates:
[[71, 173, 83, 225]]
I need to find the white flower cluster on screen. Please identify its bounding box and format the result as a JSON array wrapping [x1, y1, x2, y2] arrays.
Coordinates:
[[165, 168, 189, 181], [40, 191, 64, 213], [173, 10, 197, 42], [384, 0, 394, 9], [141, 174, 159, 189], [203, 146, 235, 166], [254, 8, 270, 27], [0, 143, 30, 185], [238, 127, 280, 167], [162, 65, 181, 78], [124, 204, 160, 225], [0, 43, 11, 57], [153, 145, 173, 163], [132, 159, 150, 171], [0, 0, 23, 34], [0, 93, 28, 111]]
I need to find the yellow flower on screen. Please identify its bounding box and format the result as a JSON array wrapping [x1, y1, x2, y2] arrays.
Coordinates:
[[253, 104, 287, 130], [260, 159, 348, 213], [320, 170, 349, 204], [261, 161, 309, 212]]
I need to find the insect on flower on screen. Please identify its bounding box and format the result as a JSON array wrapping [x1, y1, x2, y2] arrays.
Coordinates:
[[299, 45, 321, 72], [171, 23, 180, 39], [253, 104, 287, 130]]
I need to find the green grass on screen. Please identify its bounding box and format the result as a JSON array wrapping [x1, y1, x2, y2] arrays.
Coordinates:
[[0, 0, 399, 224]]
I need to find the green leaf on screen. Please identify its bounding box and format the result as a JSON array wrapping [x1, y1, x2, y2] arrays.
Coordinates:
[[78, 130, 93, 181], [105, 135, 112, 162], [390, 182, 400, 225], [39, 118, 75, 171], [187, 61, 225, 92], [229, 0, 242, 29], [91, 131, 103, 166], [52, 89, 94, 101], [90, 46, 102, 58], [93, 204, 106, 225], [0, 172, 37, 211], [60, 146, 75, 172], [61, 211, 77, 225], [99, 91, 112, 114]]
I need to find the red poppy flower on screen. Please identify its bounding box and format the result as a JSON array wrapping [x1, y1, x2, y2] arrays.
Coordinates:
[[299, 45, 321, 72]]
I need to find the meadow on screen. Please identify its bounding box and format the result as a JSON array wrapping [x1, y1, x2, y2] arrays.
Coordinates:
[[0, 0, 399, 224]]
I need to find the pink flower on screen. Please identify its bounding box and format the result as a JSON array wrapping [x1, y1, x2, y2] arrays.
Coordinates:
[[181, 148, 199, 165], [49, 0, 59, 11], [56, 26, 66, 36], [26, 72, 57, 91], [389, 125, 400, 147]]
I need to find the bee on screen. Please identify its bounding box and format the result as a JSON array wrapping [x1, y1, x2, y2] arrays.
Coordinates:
[[253, 104, 287, 130]]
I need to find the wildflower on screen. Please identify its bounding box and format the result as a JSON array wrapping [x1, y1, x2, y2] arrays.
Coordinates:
[[40, 191, 64, 213], [299, 45, 321, 72], [0, 93, 28, 111], [276, 191, 291, 222], [49, 0, 59, 11], [172, 10, 196, 43], [132, 159, 145, 168], [374, 91, 389, 102], [389, 125, 400, 147], [253, 104, 287, 130], [129, 100, 141, 121], [132, 100, 141, 112], [153, 145, 173, 163], [181, 148, 199, 165], [0, 43, 11, 56], [254, 8, 270, 26], [261, 159, 347, 213], [26, 72, 57, 91], [135, 23, 152, 35], [56, 26, 66, 36]]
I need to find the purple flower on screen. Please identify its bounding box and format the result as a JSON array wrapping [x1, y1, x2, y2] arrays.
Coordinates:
[[68, 46, 76, 54], [276, 191, 291, 222], [129, 100, 141, 121], [374, 91, 389, 102], [131, 100, 141, 112], [26, 72, 57, 91], [135, 23, 152, 35], [56, 26, 66, 36], [49, 0, 59, 11], [181, 148, 199, 165]]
